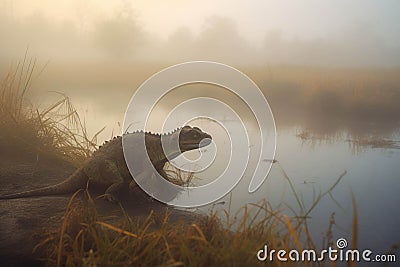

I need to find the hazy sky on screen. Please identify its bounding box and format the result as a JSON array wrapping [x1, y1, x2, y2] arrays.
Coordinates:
[[5, 0, 399, 42], [1, 0, 400, 66]]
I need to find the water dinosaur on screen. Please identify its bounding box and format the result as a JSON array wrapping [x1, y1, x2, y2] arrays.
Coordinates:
[[0, 126, 212, 202]]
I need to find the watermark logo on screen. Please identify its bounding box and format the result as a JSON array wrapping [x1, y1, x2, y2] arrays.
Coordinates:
[[257, 238, 397, 263], [123, 61, 276, 207], [336, 238, 348, 249]]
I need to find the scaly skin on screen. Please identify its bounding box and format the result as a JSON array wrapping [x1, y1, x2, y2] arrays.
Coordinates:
[[0, 126, 212, 202]]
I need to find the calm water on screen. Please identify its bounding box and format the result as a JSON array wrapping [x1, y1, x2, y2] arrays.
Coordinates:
[[37, 86, 400, 262], [85, 103, 400, 255], [205, 127, 400, 255]]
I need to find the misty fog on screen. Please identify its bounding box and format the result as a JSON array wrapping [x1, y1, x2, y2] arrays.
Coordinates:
[[1, 1, 399, 67], [1, 1, 399, 141]]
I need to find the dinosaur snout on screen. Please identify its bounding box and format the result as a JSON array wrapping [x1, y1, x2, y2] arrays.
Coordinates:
[[199, 134, 212, 148]]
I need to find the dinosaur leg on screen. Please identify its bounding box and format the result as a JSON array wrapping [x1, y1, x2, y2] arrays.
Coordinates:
[[105, 181, 126, 203], [91, 159, 127, 203], [128, 171, 149, 194], [128, 168, 176, 194], [128, 171, 160, 202]]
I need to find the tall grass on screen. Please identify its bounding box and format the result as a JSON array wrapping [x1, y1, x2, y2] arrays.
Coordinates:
[[0, 57, 101, 165], [32, 170, 355, 267]]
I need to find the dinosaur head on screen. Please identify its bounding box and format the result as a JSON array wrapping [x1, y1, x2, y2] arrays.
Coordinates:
[[178, 125, 212, 152], [161, 125, 212, 160]]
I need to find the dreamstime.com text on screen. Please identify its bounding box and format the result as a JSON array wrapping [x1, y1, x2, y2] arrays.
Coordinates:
[[257, 238, 397, 263]]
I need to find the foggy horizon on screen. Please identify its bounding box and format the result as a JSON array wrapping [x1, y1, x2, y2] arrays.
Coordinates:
[[1, 0, 400, 67], [1, 0, 399, 142]]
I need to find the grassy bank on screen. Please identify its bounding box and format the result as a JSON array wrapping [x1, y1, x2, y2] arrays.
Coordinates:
[[0, 56, 98, 165], [36, 193, 346, 267], [1, 61, 354, 266]]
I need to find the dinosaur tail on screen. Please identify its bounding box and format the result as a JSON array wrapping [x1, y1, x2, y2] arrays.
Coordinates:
[[0, 168, 88, 200]]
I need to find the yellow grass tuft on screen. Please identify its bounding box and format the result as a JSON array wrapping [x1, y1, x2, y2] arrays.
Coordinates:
[[0, 56, 102, 165]]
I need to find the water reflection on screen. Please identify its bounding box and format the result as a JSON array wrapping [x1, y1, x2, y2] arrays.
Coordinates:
[[296, 129, 400, 154]]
